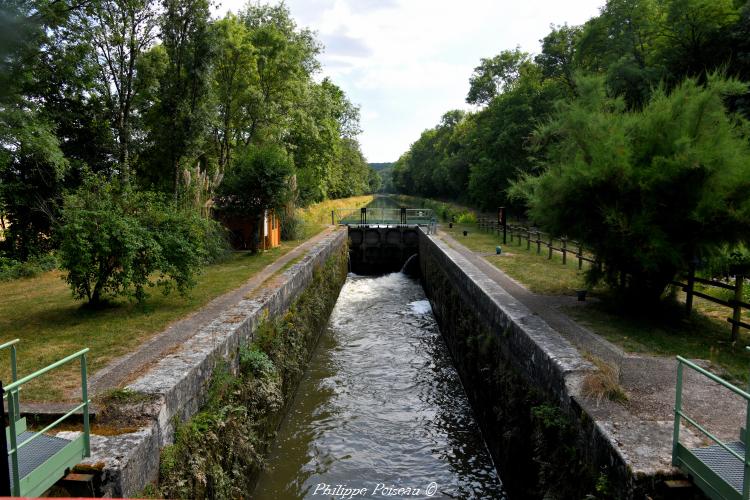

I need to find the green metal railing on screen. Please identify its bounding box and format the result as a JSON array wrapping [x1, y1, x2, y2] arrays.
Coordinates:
[[335, 207, 435, 227], [0, 339, 20, 418], [673, 355, 750, 499], [2, 347, 90, 496]]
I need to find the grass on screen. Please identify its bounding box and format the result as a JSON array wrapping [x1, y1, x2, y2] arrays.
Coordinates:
[[0, 194, 373, 402], [442, 220, 750, 381], [441, 222, 599, 296], [0, 245, 301, 401], [297, 194, 373, 233], [566, 302, 750, 382]]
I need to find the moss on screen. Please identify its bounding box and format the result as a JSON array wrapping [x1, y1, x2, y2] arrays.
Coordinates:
[[156, 245, 347, 499]]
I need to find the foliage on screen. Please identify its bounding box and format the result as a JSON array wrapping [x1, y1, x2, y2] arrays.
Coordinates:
[[213, 143, 293, 223], [0, 254, 58, 281], [509, 75, 750, 302], [392, 0, 750, 217], [2, 0, 372, 263], [58, 176, 225, 305], [159, 246, 347, 499]]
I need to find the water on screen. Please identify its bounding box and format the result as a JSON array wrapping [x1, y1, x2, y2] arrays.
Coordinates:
[[253, 272, 506, 499]]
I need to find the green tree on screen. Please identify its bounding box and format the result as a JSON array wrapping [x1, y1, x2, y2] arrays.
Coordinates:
[[213, 144, 293, 249], [510, 76, 750, 303], [88, 0, 159, 183], [59, 176, 223, 305], [466, 48, 530, 106]]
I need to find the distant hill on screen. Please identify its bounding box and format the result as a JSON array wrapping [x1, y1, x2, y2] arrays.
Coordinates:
[[369, 162, 394, 171]]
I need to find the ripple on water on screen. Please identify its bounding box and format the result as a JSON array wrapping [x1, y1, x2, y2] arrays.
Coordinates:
[[253, 272, 507, 499]]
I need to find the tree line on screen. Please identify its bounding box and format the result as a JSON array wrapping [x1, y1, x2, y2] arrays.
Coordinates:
[[392, 0, 750, 302], [1, 0, 378, 262], [0, 0, 378, 304]]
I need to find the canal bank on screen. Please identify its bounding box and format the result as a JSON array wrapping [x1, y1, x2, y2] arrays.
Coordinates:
[[418, 228, 688, 498], [78, 229, 348, 497]]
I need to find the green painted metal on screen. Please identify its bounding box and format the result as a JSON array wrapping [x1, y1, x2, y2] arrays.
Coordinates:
[[3, 345, 91, 497], [673, 355, 750, 499], [1, 339, 20, 418], [18, 434, 87, 499], [335, 207, 435, 226], [675, 442, 741, 500]]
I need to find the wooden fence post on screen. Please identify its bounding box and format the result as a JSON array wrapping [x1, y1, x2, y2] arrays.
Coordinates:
[[548, 236, 553, 260], [578, 244, 583, 270], [731, 274, 744, 342], [526, 230, 531, 251], [685, 263, 696, 315], [536, 232, 541, 254], [562, 237, 567, 265]]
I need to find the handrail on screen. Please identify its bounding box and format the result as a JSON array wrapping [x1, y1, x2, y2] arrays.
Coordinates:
[[673, 355, 750, 499], [1, 339, 20, 419], [4, 347, 90, 496], [0, 339, 19, 351], [676, 356, 750, 400], [5, 348, 89, 391], [7, 401, 88, 455]]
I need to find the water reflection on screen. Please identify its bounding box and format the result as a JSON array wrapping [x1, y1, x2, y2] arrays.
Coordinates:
[[253, 273, 506, 499]]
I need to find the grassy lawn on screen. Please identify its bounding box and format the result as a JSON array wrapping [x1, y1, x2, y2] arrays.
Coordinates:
[[0, 245, 298, 401], [441, 222, 599, 296], [565, 302, 750, 382], [441, 221, 750, 380], [0, 194, 374, 402]]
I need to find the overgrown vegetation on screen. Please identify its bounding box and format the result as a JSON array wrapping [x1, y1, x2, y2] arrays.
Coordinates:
[[158, 246, 347, 499]]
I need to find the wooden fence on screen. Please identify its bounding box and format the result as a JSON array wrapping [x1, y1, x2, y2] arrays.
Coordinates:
[[671, 271, 748, 341], [476, 215, 748, 340]]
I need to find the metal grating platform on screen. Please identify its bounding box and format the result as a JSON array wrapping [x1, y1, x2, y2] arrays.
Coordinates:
[[7, 431, 71, 480], [691, 441, 746, 494]]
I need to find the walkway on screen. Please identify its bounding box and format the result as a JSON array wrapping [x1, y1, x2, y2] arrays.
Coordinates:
[[88, 227, 338, 396], [437, 229, 747, 478]]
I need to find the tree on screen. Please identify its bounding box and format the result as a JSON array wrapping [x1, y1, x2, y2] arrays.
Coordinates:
[[535, 24, 582, 95], [466, 48, 530, 106], [58, 176, 223, 305], [211, 14, 257, 175], [89, 0, 159, 183], [213, 144, 293, 249], [147, 0, 215, 197], [509, 76, 750, 303]]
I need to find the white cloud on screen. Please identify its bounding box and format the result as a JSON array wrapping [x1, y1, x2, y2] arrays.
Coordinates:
[[218, 0, 605, 162]]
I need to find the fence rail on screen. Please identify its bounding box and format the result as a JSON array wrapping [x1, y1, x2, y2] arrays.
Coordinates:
[[477, 215, 598, 271]]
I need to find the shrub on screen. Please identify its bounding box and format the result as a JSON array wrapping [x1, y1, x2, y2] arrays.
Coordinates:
[[456, 212, 477, 224], [510, 75, 750, 304], [278, 209, 305, 241], [0, 253, 58, 281], [58, 176, 226, 305]]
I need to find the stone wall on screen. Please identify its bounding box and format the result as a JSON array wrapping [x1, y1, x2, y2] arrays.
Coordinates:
[[83, 229, 347, 497], [418, 229, 645, 499]]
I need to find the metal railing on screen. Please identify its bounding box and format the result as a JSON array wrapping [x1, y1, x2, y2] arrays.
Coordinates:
[[334, 207, 435, 227], [2, 348, 90, 496], [673, 355, 750, 499], [1, 339, 20, 418]]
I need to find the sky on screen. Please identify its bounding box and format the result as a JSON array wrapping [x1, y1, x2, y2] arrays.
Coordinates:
[[218, 0, 605, 163]]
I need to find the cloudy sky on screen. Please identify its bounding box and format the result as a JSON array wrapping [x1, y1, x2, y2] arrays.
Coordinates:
[[219, 0, 605, 162]]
